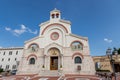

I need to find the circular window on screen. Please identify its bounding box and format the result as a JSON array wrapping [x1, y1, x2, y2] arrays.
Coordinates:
[[51, 32, 59, 40]]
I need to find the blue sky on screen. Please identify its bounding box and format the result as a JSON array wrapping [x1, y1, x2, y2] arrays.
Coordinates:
[[0, 0, 120, 56]]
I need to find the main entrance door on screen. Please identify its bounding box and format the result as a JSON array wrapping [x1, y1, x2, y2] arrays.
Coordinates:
[[50, 57, 58, 70]]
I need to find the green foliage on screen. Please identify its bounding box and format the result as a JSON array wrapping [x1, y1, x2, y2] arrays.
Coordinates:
[[112, 47, 120, 55], [0, 68, 4, 73], [118, 48, 120, 55]]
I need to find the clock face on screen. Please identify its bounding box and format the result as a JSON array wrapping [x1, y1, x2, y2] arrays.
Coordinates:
[[51, 32, 59, 40]]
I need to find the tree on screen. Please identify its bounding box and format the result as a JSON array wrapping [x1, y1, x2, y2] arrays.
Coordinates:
[[118, 48, 120, 55], [112, 47, 120, 55], [0, 68, 3, 73]]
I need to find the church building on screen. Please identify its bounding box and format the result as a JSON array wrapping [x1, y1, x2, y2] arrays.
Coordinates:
[[17, 9, 95, 76]]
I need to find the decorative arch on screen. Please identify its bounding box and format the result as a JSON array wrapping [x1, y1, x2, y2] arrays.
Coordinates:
[[70, 40, 84, 47], [72, 52, 84, 59], [28, 43, 39, 49], [48, 47, 60, 56], [27, 54, 37, 60], [41, 23, 68, 35], [70, 40, 84, 50], [44, 43, 63, 56]]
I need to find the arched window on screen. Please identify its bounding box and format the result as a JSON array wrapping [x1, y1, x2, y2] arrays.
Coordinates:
[[74, 56, 82, 64], [29, 58, 35, 64], [71, 41, 83, 50], [28, 43, 39, 52], [56, 13, 59, 18], [51, 14, 55, 18]]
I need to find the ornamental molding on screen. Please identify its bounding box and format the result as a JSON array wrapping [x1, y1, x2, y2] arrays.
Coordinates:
[[39, 19, 71, 27], [0, 47, 23, 50], [41, 23, 68, 35], [69, 33, 88, 40], [59, 19, 71, 24], [44, 42, 63, 56], [24, 36, 40, 44], [39, 21, 50, 27]]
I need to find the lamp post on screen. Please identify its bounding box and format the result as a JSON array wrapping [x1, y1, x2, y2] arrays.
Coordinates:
[[106, 48, 118, 80]]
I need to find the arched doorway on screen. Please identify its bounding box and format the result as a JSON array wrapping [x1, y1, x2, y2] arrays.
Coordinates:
[[49, 48, 60, 70]]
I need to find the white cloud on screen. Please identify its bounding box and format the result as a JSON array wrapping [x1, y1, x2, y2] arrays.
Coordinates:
[[5, 24, 38, 36], [5, 27, 11, 31], [21, 24, 26, 29], [27, 28, 38, 34], [104, 38, 112, 43], [0, 46, 2, 48], [13, 25, 27, 35]]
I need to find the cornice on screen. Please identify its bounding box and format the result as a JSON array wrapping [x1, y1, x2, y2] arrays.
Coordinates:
[[69, 33, 88, 40], [59, 19, 71, 24], [50, 8, 60, 13], [39, 19, 71, 27], [0, 47, 23, 50], [39, 21, 50, 27], [24, 36, 40, 44]]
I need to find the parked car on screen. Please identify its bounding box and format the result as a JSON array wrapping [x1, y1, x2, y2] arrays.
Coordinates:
[[11, 70, 17, 75]]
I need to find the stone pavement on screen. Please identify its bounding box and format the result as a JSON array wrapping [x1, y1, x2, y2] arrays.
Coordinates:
[[1, 73, 120, 80], [0, 75, 100, 80]]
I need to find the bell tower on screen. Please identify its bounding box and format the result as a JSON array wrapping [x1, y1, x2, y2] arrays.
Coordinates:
[[50, 8, 61, 20], [39, 8, 71, 35]]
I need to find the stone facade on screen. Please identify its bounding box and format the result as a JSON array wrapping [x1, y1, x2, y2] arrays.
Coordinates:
[[93, 55, 120, 72], [17, 9, 95, 76]]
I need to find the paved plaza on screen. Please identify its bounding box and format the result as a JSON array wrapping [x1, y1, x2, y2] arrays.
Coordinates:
[[1, 74, 120, 80], [0, 75, 100, 80]]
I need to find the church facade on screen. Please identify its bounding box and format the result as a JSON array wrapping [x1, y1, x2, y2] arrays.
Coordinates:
[[17, 9, 95, 76]]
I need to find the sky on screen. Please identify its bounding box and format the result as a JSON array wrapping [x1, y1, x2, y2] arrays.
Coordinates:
[[0, 0, 120, 56]]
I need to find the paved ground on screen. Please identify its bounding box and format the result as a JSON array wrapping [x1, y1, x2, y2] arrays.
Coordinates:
[[0, 75, 100, 80], [0, 74, 120, 80], [64, 76, 100, 80]]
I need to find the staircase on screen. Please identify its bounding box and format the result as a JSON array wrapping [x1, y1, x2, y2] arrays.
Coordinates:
[[39, 70, 60, 77]]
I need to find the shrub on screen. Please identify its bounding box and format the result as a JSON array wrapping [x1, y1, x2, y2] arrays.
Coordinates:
[[0, 68, 4, 73]]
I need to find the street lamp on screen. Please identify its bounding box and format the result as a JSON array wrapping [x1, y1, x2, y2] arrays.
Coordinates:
[[106, 48, 118, 80]]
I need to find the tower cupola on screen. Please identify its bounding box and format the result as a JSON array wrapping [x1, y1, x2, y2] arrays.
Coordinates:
[[50, 8, 61, 20]]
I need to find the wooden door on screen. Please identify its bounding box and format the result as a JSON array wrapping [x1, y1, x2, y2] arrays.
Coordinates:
[[50, 57, 58, 70]]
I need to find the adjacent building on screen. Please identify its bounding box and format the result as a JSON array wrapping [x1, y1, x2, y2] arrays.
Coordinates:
[[0, 47, 23, 71], [93, 55, 120, 72], [17, 9, 95, 76]]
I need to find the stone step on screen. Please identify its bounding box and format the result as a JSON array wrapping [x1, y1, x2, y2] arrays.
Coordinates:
[[39, 70, 60, 76]]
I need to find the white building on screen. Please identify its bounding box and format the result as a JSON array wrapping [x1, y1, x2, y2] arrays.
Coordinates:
[[17, 9, 95, 76], [0, 47, 23, 71]]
